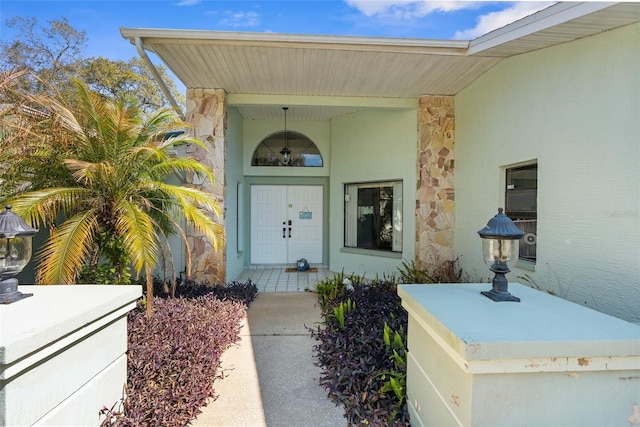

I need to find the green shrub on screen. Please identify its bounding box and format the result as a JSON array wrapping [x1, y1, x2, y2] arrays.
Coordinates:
[[311, 277, 410, 425], [315, 270, 366, 311], [332, 298, 356, 330], [379, 322, 407, 407], [398, 258, 464, 284]]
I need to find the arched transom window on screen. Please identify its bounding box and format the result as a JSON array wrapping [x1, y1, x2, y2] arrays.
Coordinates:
[[251, 131, 323, 167]]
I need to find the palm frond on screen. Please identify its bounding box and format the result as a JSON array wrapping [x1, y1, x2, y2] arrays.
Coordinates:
[[137, 108, 181, 139], [7, 187, 93, 227], [72, 79, 108, 139], [113, 198, 159, 276], [0, 69, 30, 93], [183, 203, 225, 252], [144, 182, 224, 251], [36, 210, 99, 284], [153, 183, 223, 220], [127, 145, 167, 169], [134, 110, 205, 151], [149, 157, 215, 184], [19, 78, 84, 138], [158, 132, 206, 151], [64, 159, 117, 188]]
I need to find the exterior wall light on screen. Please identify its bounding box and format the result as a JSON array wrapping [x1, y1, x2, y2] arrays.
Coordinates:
[[0, 206, 37, 304], [478, 208, 525, 302]]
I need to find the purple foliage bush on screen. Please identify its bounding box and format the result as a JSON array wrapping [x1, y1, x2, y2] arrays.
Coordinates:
[[101, 281, 257, 426], [157, 279, 259, 305], [311, 278, 410, 426]]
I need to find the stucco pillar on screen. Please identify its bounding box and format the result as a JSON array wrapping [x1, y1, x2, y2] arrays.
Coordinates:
[[416, 95, 455, 269], [184, 88, 226, 284]]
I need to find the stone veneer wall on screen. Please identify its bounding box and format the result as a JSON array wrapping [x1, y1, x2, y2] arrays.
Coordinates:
[[184, 88, 226, 284], [416, 95, 455, 269]]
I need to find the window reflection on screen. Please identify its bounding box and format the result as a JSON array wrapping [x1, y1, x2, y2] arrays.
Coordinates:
[[252, 131, 323, 167]]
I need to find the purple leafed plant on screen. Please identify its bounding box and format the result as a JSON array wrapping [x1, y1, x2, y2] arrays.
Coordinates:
[[100, 281, 257, 426], [310, 278, 410, 426]]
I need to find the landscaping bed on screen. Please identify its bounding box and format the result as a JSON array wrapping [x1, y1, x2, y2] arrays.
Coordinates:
[[100, 280, 257, 426], [310, 262, 467, 425], [310, 273, 411, 426]]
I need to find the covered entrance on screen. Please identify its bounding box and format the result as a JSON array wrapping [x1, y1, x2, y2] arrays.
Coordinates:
[[250, 185, 323, 264]]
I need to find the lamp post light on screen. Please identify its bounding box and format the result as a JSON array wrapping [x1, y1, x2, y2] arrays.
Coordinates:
[[478, 208, 525, 302], [0, 205, 38, 304]]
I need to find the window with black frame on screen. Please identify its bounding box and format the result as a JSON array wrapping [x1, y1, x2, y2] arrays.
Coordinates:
[[505, 164, 537, 263], [344, 181, 403, 252]]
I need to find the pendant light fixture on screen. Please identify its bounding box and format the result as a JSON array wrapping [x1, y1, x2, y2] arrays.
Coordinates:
[[280, 107, 291, 165]]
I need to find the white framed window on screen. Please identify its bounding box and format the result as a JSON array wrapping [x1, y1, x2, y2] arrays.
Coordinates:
[[505, 164, 537, 263], [344, 181, 402, 252]]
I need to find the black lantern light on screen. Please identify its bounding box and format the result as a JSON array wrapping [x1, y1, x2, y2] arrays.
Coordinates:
[[279, 107, 291, 165], [478, 208, 525, 302], [0, 206, 37, 304]]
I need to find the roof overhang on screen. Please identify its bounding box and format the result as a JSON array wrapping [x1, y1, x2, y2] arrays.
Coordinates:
[[120, 2, 640, 120]]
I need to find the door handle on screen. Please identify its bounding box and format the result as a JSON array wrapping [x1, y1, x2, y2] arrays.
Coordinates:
[[283, 227, 286, 238], [288, 227, 292, 238]]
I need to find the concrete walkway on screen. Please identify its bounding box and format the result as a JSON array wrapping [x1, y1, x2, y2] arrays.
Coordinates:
[[191, 292, 346, 427]]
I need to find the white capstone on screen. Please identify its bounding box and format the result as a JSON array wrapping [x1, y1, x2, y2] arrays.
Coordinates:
[[1, 285, 141, 426], [398, 283, 640, 427]]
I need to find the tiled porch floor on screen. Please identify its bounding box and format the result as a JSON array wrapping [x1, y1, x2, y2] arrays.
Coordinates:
[[234, 264, 332, 293]]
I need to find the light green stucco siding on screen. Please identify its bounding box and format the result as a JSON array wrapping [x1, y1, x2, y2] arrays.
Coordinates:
[[236, 107, 417, 277], [454, 22, 640, 322], [329, 109, 417, 278], [225, 106, 245, 281]]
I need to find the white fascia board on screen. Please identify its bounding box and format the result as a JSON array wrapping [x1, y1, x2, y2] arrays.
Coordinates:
[[120, 28, 470, 55], [227, 94, 417, 110], [468, 2, 616, 56]]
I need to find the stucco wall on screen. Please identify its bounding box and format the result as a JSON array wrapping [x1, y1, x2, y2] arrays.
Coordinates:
[[225, 107, 245, 281], [329, 109, 417, 278], [454, 23, 640, 322]]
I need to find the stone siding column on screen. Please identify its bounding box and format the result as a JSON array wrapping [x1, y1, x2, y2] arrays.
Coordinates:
[[416, 95, 455, 269], [184, 88, 226, 284]]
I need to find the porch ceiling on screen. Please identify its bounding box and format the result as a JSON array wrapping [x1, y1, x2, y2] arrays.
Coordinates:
[[120, 2, 640, 121]]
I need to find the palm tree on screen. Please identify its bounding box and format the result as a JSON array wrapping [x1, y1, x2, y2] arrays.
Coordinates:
[[2, 76, 224, 315]]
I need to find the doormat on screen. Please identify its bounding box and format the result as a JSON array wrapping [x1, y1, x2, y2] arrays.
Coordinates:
[[285, 267, 318, 273]]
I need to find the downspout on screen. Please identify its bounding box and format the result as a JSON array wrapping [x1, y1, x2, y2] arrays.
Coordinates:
[[134, 37, 185, 120]]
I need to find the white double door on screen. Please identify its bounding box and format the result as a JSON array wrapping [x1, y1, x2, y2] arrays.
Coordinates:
[[251, 185, 323, 264]]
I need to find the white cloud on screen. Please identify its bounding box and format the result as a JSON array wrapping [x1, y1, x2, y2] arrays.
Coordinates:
[[175, 0, 201, 6], [345, 0, 483, 18], [454, 2, 555, 39], [345, 1, 556, 39], [219, 11, 260, 28]]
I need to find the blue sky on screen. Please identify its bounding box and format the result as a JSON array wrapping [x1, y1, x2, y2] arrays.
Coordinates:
[[1, 1, 554, 62]]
